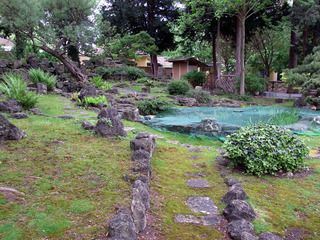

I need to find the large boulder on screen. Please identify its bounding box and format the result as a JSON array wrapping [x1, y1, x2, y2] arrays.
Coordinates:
[[109, 207, 137, 240], [222, 183, 249, 204], [12, 60, 23, 69], [0, 113, 27, 141], [192, 118, 222, 138], [78, 85, 97, 101], [223, 200, 257, 222], [313, 116, 320, 125], [26, 53, 39, 68], [228, 219, 255, 240], [130, 132, 156, 157], [133, 180, 150, 209], [0, 59, 9, 68], [121, 108, 141, 122], [0, 99, 23, 113], [36, 83, 47, 94], [175, 95, 197, 107], [94, 107, 127, 138]]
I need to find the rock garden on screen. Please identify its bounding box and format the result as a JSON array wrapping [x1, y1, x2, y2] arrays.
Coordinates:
[[0, 55, 319, 240]]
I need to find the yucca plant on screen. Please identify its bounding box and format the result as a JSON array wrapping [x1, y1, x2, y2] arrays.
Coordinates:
[[0, 72, 40, 109], [29, 68, 57, 90]]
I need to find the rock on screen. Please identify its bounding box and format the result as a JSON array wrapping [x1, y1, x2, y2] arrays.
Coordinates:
[[12, 60, 23, 69], [0, 113, 27, 141], [131, 188, 146, 232], [97, 107, 118, 119], [186, 196, 219, 214], [175, 96, 197, 107], [223, 200, 257, 222], [107, 88, 119, 94], [228, 219, 255, 240], [0, 59, 9, 68], [109, 207, 137, 240], [293, 97, 307, 108], [133, 180, 150, 209], [26, 53, 39, 68], [222, 183, 249, 204], [58, 115, 74, 120], [78, 85, 98, 102], [81, 121, 95, 131], [224, 177, 239, 186], [36, 83, 47, 94], [186, 179, 211, 188], [94, 107, 127, 138], [192, 118, 222, 137], [11, 69, 29, 82], [259, 232, 283, 240], [200, 215, 221, 226], [8, 113, 28, 119], [130, 132, 156, 157], [313, 116, 320, 125], [132, 157, 152, 176], [97, 102, 107, 110], [210, 99, 242, 108], [122, 108, 141, 122], [174, 214, 201, 224], [184, 171, 207, 177], [40, 58, 50, 68], [241, 232, 258, 240], [0, 99, 23, 113], [141, 87, 150, 93], [275, 98, 285, 103], [132, 149, 150, 161], [144, 115, 152, 121], [29, 108, 43, 115]]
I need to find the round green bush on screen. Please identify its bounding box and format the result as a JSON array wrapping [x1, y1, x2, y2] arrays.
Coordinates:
[[224, 124, 308, 176], [167, 80, 190, 95], [138, 98, 173, 115], [182, 70, 206, 87]]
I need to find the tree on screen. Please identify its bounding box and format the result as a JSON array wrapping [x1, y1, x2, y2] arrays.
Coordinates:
[[102, 0, 179, 77], [0, 0, 96, 83], [110, 31, 158, 60]]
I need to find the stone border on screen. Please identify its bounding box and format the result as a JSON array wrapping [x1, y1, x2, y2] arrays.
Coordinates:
[[217, 151, 284, 240], [107, 132, 155, 240]]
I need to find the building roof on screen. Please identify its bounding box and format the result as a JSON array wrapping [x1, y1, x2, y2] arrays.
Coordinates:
[[168, 57, 208, 67], [0, 37, 15, 47], [157, 56, 172, 68]]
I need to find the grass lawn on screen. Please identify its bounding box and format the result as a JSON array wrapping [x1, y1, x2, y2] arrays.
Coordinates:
[[0, 93, 319, 239]]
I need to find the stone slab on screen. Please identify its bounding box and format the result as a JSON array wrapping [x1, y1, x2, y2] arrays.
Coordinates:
[[184, 171, 207, 177], [186, 196, 219, 214], [174, 214, 200, 224], [200, 215, 221, 226], [186, 179, 211, 188]]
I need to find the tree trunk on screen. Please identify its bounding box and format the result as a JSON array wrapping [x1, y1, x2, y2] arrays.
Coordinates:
[[67, 45, 80, 67], [236, 12, 242, 79], [302, 27, 308, 59], [217, 18, 222, 88], [288, 29, 299, 93], [14, 32, 26, 60], [239, 12, 246, 95], [40, 46, 86, 83], [150, 54, 158, 78], [210, 35, 217, 88]]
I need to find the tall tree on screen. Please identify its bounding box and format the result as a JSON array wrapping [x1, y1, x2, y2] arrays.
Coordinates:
[[102, 0, 179, 77], [0, 0, 96, 82]]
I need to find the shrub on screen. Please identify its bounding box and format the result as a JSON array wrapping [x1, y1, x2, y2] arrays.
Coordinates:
[[122, 66, 146, 80], [186, 89, 211, 103], [95, 66, 145, 81], [82, 95, 108, 107], [167, 80, 190, 95], [182, 70, 206, 87], [236, 73, 266, 95], [224, 124, 308, 176], [138, 98, 173, 115], [91, 76, 112, 91], [29, 68, 57, 90], [0, 72, 40, 109]]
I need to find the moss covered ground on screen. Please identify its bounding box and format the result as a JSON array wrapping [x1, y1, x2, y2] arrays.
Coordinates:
[[0, 92, 319, 240]]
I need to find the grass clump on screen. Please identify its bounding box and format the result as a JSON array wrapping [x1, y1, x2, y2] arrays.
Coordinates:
[[70, 199, 94, 214], [267, 108, 300, 125], [28, 68, 57, 90], [167, 80, 190, 95], [138, 98, 173, 115], [0, 72, 40, 109], [82, 95, 108, 107], [224, 124, 309, 176]]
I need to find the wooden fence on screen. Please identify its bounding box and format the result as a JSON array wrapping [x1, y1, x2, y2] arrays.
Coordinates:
[[206, 74, 237, 93]]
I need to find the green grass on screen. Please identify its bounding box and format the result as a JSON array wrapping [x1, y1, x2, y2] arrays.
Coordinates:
[[1, 92, 320, 239]]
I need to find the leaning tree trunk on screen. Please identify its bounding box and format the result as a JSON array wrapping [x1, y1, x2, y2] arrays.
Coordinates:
[[150, 54, 158, 78], [40, 45, 87, 83]]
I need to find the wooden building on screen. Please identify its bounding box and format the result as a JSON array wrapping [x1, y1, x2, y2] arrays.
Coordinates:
[[168, 57, 208, 80]]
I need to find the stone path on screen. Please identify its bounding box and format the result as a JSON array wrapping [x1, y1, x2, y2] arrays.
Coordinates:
[[57, 97, 97, 120]]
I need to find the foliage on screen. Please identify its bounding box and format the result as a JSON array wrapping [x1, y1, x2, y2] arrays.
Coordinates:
[[95, 66, 145, 81], [138, 98, 173, 115], [0, 72, 40, 109], [224, 124, 308, 176], [267, 108, 300, 126], [111, 31, 158, 59], [229, 94, 253, 102], [182, 70, 206, 87], [90, 76, 112, 91], [236, 73, 266, 95], [186, 89, 211, 103], [167, 80, 190, 95], [28, 68, 57, 90], [70, 92, 80, 101], [284, 47, 320, 106], [82, 95, 108, 108]]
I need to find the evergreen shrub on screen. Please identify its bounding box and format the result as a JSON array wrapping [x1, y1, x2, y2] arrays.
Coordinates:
[[138, 98, 173, 115], [167, 80, 190, 95]]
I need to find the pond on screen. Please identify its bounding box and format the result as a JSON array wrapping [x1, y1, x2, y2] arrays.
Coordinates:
[[145, 106, 320, 138]]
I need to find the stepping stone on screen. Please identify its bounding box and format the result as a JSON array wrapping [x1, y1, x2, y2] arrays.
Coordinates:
[[193, 163, 207, 168], [216, 149, 226, 155], [198, 146, 213, 150], [189, 149, 203, 153], [166, 140, 179, 145], [188, 155, 202, 160], [154, 135, 164, 139], [184, 171, 207, 177], [186, 179, 211, 188], [186, 196, 219, 214], [174, 214, 200, 224], [200, 215, 221, 226], [80, 116, 96, 119], [181, 144, 193, 148], [124, 127, 136, 132], [65, 109, 81, 112]]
